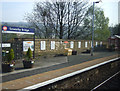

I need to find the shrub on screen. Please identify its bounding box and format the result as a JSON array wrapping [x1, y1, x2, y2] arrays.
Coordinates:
[[26, 47, 32, 60], [8, 49, 14, 63], [109, 45, 115, 49]]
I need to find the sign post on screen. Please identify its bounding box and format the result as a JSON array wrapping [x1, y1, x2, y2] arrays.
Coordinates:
[[0, 23, 2, 90], [2, 26, 35, 59], [33, 34, 35, 59]]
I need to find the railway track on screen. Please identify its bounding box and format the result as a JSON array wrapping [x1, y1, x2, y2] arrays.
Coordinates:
[[91, 71, 120, 90]]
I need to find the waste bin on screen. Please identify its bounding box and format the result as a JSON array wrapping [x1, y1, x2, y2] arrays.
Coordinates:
[[2, 50, 6, 56], [72, 50, 77, 55], [64, 48, 72, 56]]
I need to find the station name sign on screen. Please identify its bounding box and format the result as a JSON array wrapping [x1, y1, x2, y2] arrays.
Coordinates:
[[2, 26, 34, 35]]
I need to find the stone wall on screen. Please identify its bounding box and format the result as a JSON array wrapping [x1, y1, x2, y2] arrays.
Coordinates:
[[3, 38, 108, 59], [34, 39, 108, 56]]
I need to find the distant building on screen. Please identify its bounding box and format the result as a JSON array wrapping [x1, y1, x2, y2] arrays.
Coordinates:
[[118, 1, 120, 24], [108, 35, 120, 51]]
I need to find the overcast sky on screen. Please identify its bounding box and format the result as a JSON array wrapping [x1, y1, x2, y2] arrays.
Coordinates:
[[0, 0, 120, 26]]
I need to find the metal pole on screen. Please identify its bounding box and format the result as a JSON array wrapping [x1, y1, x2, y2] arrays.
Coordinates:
[[91, 2, 95, 56], [0, 26, 2, 61], [0, 4, 2, 87], [0, 24, 2, 89], [33, 33, 35, 59]]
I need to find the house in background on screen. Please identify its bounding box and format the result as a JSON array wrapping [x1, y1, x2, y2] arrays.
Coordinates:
[[108, 35, 120, 51]]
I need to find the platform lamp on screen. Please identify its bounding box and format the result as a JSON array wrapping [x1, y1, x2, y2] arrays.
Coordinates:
[[91, 0, 101, 56]]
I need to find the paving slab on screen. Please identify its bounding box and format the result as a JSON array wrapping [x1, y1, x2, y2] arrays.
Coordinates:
[[1, 56, 68, 76]]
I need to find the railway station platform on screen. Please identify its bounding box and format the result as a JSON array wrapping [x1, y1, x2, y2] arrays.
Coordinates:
[[1, 52, 120, 90]]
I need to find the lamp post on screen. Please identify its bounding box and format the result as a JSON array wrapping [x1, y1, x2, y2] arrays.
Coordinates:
[[91, 1, 100, 56]]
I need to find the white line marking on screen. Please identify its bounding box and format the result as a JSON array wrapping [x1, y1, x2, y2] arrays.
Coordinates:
[[17, 57, 120, 90], [91, 71, 120, 91]]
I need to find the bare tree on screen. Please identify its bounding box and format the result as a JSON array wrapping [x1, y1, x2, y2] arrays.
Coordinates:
[[25, 0, 90, 39], [66, 1, 90, 39]]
